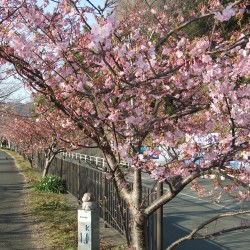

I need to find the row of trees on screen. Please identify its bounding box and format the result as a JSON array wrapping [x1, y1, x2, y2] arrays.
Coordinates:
[[0, 103, 87, 176], [0, 0, 250, 249]]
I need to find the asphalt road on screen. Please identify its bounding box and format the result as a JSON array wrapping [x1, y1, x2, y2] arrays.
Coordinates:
[[0, 150, 36, 250], [152, 177, 250, 250]]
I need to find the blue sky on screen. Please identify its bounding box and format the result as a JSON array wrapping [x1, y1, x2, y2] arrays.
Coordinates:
[[8, 80, 31, 103]]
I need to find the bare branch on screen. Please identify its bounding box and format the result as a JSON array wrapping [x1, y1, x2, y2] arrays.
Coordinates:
[[167, 210, 250, 250], [155, 0, 246, 50], [155, 13, 213, 50]]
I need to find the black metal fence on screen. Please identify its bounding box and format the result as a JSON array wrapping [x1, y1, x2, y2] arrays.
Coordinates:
[[34, 153, 160, 249]]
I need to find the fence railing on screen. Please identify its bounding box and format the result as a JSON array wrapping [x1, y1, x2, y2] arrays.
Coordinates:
[[60, 151, 130, 169], [61, 152, 107, 168], [34, 153, 159, 249]]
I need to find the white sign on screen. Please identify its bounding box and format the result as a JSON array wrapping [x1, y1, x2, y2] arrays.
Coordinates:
[[78, 210, 91, 223], [78, 209, 99, 250]]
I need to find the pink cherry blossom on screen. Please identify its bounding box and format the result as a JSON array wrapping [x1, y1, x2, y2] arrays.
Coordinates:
[[214, 5, 236, 22]]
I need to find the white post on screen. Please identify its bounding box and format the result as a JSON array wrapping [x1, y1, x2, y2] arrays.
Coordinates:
[[78, 193, 99, 250]]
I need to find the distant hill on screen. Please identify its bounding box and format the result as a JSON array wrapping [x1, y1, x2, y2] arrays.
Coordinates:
[[0, 101, 34, 117], [13, 102, 34, 116]]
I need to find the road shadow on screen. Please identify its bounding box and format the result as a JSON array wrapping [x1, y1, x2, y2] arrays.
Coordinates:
[[161, 200, 250, 250], [162, 215, 230, 250]]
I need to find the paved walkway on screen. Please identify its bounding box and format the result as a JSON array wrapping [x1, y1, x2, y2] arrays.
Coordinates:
[[0, 150, 39, 249]]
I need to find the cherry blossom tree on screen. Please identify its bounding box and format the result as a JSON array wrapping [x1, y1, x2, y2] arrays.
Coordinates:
[[0, 101, 31, 148], [2, 115, 38, 166], [0, 0, 250, 248], [0, 110, 77, 176]]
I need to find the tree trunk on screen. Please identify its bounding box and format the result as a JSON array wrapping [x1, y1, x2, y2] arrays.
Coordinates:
[[42, 149, 56, 177], [27, 155, 34, 168], [130, 211, 148, 250], [42, 156, 54, 177], [42, 158, 50, 177]]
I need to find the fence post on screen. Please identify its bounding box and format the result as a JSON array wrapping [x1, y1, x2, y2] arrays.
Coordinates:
[[78, 163, 81, 200], [102, 171, 108, 228], [78, 193, 99, 250], [60, 156, 63, 178], [157, 181, 163, 250]]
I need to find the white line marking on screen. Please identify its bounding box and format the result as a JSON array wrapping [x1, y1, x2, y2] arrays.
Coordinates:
[[179, 192, 228, 209]]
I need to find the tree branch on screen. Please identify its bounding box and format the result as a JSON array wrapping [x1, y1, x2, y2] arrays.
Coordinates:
[[167, 210, 250, 250], [144, 172, 200, 216], [155, 0, 245, 50]]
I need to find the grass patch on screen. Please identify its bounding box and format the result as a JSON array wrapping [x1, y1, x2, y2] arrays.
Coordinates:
[[36, 175, 66, 193], [30, 191, 77, 249]]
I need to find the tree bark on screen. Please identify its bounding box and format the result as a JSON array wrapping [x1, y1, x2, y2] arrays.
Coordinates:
[[42, 158, 50, 177], [28, 157, 33, 168], [42, 155, 54, 177], [42, 148, 57, 177], [130, 212, 148, 250], [129, 169, 148, 249]]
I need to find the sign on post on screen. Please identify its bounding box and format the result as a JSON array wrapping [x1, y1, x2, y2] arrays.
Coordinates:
[[78, 193, 99, 250]]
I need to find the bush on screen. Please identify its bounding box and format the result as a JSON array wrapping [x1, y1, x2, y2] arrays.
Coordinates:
[[36, 175, 66, 193]]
